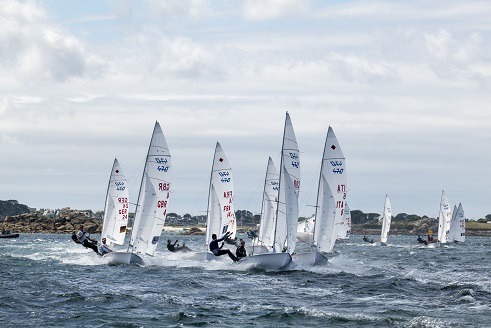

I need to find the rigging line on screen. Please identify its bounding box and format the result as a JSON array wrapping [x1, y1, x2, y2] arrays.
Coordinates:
[[190, 177, 209, 216], [239, 175, 264, 215], [299, 168, 319, 218], [127, 157, 145, 212]]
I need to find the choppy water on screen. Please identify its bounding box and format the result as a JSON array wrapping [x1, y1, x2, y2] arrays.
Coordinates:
[[1, 233, 490, 327]]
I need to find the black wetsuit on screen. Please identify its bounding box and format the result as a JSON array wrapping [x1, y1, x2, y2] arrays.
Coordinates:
[[209, 235, 238, 262], [236, 246, 247, 259]]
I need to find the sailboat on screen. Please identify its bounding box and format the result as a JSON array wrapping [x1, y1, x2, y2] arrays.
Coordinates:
[[100, 158, 129, 248], [436, 190, 452, 246], [424, 190, 451, 248], [294, 126, 346, 265], [238, 113, 297, 269], [379, 195, 392, 246], [105, 121, 172, 265], [202, 142, 237, 260], [447, 203, 465, 243]]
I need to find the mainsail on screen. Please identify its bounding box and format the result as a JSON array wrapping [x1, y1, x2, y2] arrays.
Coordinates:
[[437, 190, 452, 244], [129, 121, 171, 256], [258, 157, 279, 251], [447, 203, 465, 243], [205, 142, 236, 248], [312, 126, 347, 254], [273, 112, 300, 254], [380, 195, 392, 245]]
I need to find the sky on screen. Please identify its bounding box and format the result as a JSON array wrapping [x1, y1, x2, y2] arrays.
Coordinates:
[[1, 0, 490, 220]]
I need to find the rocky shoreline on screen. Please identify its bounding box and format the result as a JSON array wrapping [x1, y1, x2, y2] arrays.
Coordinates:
[[2, 208, 102, 234], [3, 210, 491, 237]]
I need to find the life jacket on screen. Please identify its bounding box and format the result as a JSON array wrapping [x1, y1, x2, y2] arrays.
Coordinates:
[[71, 234, 81, 244]]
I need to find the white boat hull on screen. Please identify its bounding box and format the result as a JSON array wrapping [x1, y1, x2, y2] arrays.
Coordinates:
[[425, 242, 440, 248], [292, 251, 328, 266], [104, 251, 144, 265], [187, 251, 216, 261], [239, 253, 292, 270], [297, 231, 312, 243]]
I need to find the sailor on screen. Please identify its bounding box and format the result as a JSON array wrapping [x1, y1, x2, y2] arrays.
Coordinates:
[[99, 238, 112, 255], [236, 239, 247, 259], [209, 232, 238, 262], [76, 226, 99, 253]]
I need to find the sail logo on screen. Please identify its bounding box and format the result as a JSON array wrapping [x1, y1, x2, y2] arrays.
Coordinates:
[[289, 152, 298, 159], [291, 161, 299, 168], [218, 171, 229, 177], [115, 182, 125, 186], [158, 165, 169, 172], [155, 158, 168, 164], [332, 168, 344, 174], [116, 186, 126, 191], [330, 160, 343, 167], [221, 178, 231, 183]]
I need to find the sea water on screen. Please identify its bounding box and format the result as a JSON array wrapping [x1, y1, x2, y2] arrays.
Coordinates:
[[1, 233, 490, 327]]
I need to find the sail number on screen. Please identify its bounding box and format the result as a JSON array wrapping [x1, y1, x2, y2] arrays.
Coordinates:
[[118, 197, 128, 203], [159, 183, 170, 191], [158, 200, 167, 208], [294, 179, 300, 189]]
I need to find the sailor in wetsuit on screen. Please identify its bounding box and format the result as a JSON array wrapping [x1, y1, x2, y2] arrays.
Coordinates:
[[99, 238, 112, 255], [209, 232, 238, 262], [235, 239, 247, 259], [76, 226, 99, 253]]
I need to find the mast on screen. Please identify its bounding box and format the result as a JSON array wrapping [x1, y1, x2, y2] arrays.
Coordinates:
[[311, 128, 329, 246], [127, 122, 154, 252], [272, 112, 288, 253]]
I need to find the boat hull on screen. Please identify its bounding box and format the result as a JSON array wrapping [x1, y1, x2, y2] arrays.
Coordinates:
[[188, 251, 216, 261], [292, 251, 328, 266], [425, 242, 440, 248], [297, 231, 312, 243], [380, 242, 388, 246], [239, 253, 292, 270], [104, 251, 144, 265], [0, 233, 19, 238]]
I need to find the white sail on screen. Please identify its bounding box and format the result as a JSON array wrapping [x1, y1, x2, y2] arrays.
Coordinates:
[[343, 202, 351, 239], [313, 126, 347, 254], [437, 190, 452, 244], [380, 195, 392, 245], [273, 112, 300, 254], [101, 158, 129, 247], [205, 142, 236, 248], [337, 201, 351, 240], [258, 157, 279, 251], [130, 121, 171, 256], [448, 203, 465, 243], [297, 215, 315, 243]]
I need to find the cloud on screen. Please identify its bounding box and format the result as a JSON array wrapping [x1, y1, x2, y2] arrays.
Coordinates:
[[242, 0, 310, 20], [146, 0, 210, 20], [0, 0, 104, 83]]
